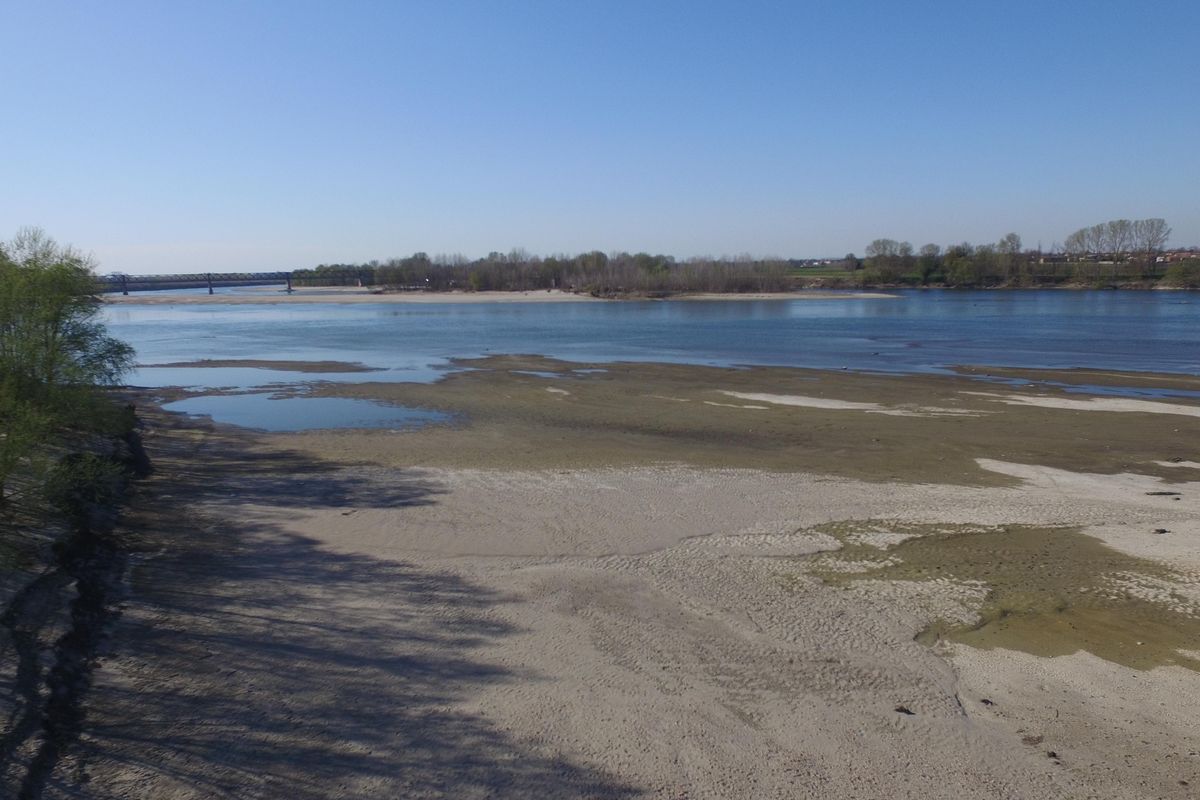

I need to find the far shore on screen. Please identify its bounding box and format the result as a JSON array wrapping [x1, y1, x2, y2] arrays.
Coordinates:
[[102, 286, 898, 305]]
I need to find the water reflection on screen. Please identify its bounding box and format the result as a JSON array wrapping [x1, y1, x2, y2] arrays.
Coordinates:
[[162, 394, 452, 432]]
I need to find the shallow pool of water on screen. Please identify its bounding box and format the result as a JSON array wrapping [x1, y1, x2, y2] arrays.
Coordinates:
[[130, 364, 454, 391], [162, 393, 452, 432]]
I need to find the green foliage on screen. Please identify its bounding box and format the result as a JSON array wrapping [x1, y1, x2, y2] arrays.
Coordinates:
[[0, 228, 134, 508], [43, 452, 126, 517], [1162, 259, 1200, 288]]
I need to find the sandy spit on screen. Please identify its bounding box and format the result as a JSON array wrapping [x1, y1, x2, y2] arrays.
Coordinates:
[[964, 391, 1200, 417]]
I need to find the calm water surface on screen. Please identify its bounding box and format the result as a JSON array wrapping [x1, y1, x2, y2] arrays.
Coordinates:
[[160, 394, 451, 432], [103, 290, 1200, 428]]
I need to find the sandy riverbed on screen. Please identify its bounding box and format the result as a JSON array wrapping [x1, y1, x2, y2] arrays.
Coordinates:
[[47, 362, 1200, 798]]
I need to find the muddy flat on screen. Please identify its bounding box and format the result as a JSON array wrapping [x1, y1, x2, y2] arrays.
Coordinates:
[[51, 362, 1200, 798]]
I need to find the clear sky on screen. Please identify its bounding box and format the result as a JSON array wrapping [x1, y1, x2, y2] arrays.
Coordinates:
[[3, 1, 1197, 274]]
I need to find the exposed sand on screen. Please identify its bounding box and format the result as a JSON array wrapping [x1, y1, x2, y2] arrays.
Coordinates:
[[65, 409, 1200, 799], [965, 391, 1200, 417], [719, 391, 984, 417], [21, 361, 1198, 798]]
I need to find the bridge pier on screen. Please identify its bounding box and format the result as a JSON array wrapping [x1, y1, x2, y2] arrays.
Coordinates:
[[286, 272, 293, 294], [207, 273, 214, 295]]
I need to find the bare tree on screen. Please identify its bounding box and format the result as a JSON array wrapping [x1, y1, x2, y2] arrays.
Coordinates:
[[1133, 218, 1171, 256], [1065, 218, 1169, 260], [1105, 219, 1132, 256], [1064, 229, 1087, 256]]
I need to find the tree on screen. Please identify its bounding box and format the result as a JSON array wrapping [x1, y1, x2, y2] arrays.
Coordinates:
[[916, 244, 941, 284], [865, 239, 902, 259], [1063, 229, 1087, 257], [1105, 220, 1132, 257], [864, 239, 913, 282], [1132, 218, 1171, 257], [997, 233, 1023, 282], [943, 242, 977, 286], [0, 228, 133, 506], [1064, 218, 1169, 260]]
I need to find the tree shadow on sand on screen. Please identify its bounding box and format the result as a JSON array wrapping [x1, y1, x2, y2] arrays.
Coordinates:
[[37, 411, 641, 799]]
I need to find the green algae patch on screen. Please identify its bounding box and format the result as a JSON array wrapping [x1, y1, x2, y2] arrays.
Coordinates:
[[808, 521, 1200, 671]]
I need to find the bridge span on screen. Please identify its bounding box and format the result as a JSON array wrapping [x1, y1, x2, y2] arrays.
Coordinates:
[[98, 272, 293, 295]]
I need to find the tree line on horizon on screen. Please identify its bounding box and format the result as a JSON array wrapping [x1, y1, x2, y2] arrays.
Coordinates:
[[294, 250, 793, 295], [292, 217, 1197, 293], [856, 217, 1195, 287]]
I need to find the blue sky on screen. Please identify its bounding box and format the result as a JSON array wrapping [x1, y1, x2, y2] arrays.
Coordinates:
[[2, 1, 1197, 273]]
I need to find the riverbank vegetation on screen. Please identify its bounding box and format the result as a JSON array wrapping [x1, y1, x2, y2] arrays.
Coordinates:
[[853, 219, 1196, 289], [292, 217, 1195, 295], [295, 250, 792, 296], [0, 228, 137, 558]]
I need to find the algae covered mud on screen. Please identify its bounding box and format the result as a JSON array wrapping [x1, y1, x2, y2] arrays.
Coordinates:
[[809, 521, 1200, 671]]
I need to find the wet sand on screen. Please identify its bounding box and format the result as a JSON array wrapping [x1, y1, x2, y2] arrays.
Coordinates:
[[59, 361, 1200, 798]]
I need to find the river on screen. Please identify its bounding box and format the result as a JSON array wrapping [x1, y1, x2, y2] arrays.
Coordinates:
[[102, 289, 1200, 429]]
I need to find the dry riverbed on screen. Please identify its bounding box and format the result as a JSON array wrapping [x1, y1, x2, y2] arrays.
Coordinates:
[[46, 361, 1200, 798]]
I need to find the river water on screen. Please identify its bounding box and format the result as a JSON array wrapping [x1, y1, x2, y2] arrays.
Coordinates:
[[102, 290, 1200, 430]]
